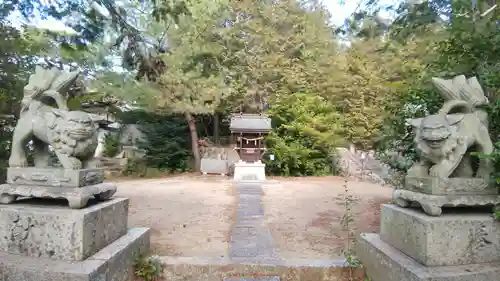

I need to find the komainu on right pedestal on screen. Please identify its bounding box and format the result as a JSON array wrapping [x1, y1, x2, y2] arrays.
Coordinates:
[[392, 75, 500, 216], [357, 75, 500, 281]]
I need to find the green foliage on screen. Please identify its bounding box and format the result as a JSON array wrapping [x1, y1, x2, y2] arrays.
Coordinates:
[[0, 17, 49, 183], [103, 133, 120, 158], [473, 141, 500, 219], [370, 0, 500, 179], [375, 87, 444, 173], [338, 178, 362, 281], [133, 254, 162, 281], [0, 125, 11, 183], [264, 92, 345, 176], [473, 141, 500, 186], [122, 158, 148, 177], [117, 110, 191, 173], [494, 210, 500, 221]]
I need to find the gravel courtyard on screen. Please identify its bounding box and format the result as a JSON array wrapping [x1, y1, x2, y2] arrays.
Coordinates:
[[116, 175, 392, 259]]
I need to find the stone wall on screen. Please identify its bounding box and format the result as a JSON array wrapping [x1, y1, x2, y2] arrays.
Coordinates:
[[335, 147, 391, 185]]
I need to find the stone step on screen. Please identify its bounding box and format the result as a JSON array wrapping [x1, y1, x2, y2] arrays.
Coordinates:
[[358, 232, 500, 281], [223, 277, 280, 281], [160, 256, 366, 281], [0, 227, 150, 281]]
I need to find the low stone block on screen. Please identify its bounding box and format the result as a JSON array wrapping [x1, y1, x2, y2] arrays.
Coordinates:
[[380, 204, 500, 266], [0, 182, 117, 209], [7, 167, 104, 188], [358, 233, 500, 281], [404, 176, 494, 195], [201, 158, 229, 175], [0, 227, 150, 281], [0, 197, 128, 261], [234, 161, 266, 181]]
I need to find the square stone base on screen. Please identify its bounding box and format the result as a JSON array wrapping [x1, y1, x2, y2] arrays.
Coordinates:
[[358, 233, 500, 281], [234, 161, 266, 181], [0, 197, 128, 261], [380, 204, 500, 266], [0, 227, 150, 281], [0, 182, 117, 209]]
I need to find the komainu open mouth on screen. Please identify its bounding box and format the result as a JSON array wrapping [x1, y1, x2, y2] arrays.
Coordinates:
[[69, 130, 90, 138], [427, 139, 446, 148]]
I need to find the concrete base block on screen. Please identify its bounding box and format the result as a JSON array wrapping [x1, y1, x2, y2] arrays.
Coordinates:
[[380, 204, 500, 266], [234, 161, 266, 181], [0, 227, 150, 281], [358, 233, 500, 281], [0, 198, 128, 261]]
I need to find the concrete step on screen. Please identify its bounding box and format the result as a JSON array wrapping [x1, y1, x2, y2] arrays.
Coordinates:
[[223, 277, 279, 281], [159, 256, 366, 281]]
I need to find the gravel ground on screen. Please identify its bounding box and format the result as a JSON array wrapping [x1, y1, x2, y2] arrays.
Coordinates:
[[116, 175, 392, 259]]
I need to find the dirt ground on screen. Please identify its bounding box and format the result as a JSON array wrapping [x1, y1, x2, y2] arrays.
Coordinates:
[[116, 176, 234, 258], [116, 175, 392, 259], [263, 177, 392, 259]]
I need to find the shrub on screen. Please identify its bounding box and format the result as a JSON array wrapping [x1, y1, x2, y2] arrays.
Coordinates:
[[117, 110, 192, 173], [264, 92, 346, 176], [103, 133, 120, 158]]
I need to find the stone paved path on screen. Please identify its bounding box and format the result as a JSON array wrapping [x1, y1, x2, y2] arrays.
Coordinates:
[[229, 182, 279, 265]]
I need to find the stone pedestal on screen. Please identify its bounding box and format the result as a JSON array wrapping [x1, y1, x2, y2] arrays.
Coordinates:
[[358, 204, 500, 281], [6, 167, 105, 187], [393, 176, 500, 216], [233, 160, 266, 181], [0, 167, 117, 209], [0, 197, 150, 281]]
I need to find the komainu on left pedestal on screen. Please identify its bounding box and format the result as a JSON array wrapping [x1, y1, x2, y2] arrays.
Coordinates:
[[1, 65, 116, 209]]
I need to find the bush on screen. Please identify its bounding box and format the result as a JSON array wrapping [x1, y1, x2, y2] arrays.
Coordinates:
[[0, 128, 11, 184], [375, 86, 443, 174], [103, 133, 120, 157], [264, 92, 346, 176], [117, 110, 192, 173]]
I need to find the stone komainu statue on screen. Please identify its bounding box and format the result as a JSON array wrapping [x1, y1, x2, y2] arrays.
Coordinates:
[[8, 66, 99, 170], [392, 75, 498, 217], [406, 75, 493, 179]]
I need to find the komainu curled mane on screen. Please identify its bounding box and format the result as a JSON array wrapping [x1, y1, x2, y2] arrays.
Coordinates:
[[8, 66, 100, 170], [407, 75, 493, 179]]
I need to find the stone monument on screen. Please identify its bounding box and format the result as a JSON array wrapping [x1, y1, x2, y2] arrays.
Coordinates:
[[0, 66, 150, 281], [358, 75, 500, 281]]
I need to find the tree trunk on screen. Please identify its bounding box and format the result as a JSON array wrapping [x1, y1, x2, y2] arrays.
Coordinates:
[[186, 112, 201, 172], [213, 113, 220, 145]]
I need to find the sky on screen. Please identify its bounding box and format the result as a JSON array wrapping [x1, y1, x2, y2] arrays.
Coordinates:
[[8, 0, 403, 33]]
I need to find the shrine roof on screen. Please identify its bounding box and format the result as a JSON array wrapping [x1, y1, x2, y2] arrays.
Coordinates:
[[230, 113, 272, 133]]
